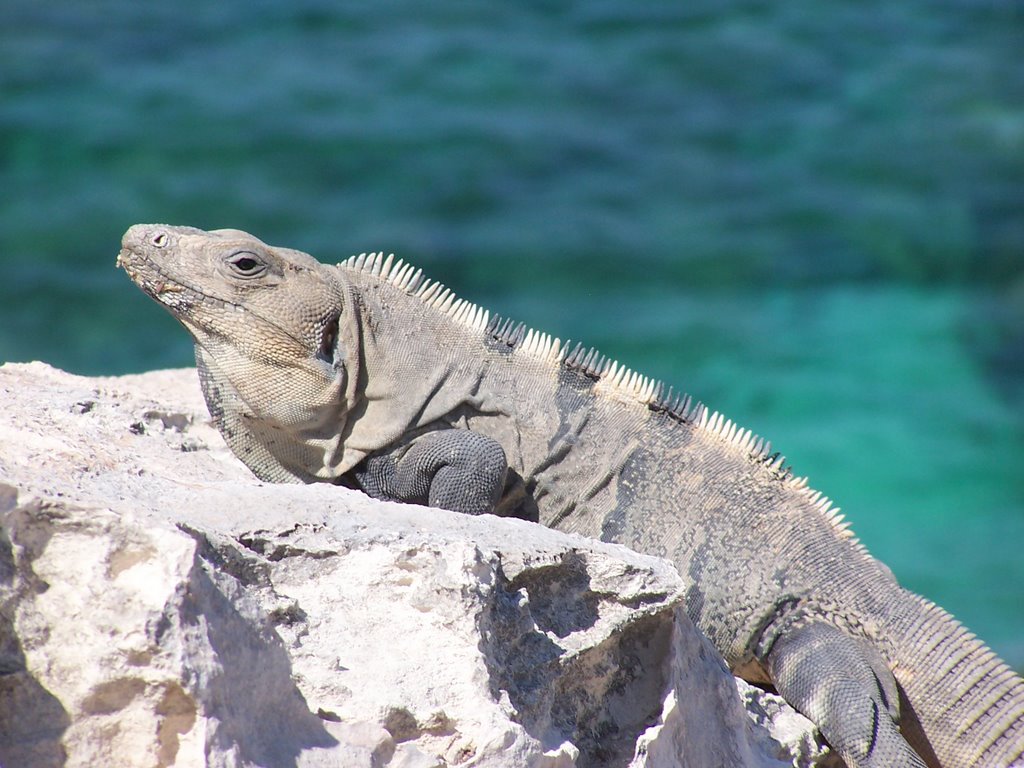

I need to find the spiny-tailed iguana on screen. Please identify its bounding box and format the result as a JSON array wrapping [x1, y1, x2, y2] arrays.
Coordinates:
[[118, 224, 1024, 768]]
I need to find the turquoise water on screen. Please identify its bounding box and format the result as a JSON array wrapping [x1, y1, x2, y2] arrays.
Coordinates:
[[1, 2, 1022, 667]]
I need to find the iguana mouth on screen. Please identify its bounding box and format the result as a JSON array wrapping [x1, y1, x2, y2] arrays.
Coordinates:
[[120, 257, 184, 298], [117, 246, 207, 317]]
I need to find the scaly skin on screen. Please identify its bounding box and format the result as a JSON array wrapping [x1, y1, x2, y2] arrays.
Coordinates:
[[119, 224, 1024, 767]]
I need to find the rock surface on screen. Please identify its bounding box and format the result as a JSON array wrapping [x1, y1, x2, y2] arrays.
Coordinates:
[[0, 362, 832, 767]]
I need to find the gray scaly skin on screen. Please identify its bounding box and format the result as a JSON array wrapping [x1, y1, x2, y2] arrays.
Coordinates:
[[118, 224, 1024, 768]]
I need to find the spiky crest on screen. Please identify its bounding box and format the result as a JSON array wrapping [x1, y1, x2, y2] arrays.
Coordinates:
[[486, 316, 528, 349], [337, 252, 865, 553]]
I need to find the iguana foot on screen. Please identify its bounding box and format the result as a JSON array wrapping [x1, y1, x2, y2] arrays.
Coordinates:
[[765, 621, 927, 767], [353, 429, 508, 515]]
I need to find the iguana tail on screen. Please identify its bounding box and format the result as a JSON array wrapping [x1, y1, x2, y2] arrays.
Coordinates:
[[887, 592, 1024, 767]]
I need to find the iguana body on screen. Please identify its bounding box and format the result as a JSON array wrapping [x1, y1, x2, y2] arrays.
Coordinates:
[[119, 224, 1024, 768]]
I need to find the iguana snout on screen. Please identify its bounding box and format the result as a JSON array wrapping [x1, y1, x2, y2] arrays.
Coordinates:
[[118, 224, 208, 312]]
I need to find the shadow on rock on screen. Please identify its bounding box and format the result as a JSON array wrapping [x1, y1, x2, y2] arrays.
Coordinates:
[[480, 550, 673, 767], [0, 515, 70, 768], [181, 531, 339, 768]]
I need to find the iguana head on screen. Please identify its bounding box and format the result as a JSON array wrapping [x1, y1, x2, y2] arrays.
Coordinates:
[[119, 224, 359, 480]]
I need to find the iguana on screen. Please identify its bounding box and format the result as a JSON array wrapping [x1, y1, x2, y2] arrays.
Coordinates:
[[118, 223, 1024, 768]]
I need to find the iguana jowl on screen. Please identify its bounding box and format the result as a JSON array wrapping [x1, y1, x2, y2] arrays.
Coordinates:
[[118, 224, 1024, 768]]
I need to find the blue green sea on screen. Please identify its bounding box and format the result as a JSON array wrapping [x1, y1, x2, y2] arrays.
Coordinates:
[[2, 2, 1022, 669]]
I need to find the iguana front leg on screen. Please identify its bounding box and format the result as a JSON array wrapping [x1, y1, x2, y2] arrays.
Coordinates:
[[764, 622, 927, 768], [352, 430, 508, 516]]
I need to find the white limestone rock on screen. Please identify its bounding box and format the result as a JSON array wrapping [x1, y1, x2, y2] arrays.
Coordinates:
[[0, 362, 829, 767]]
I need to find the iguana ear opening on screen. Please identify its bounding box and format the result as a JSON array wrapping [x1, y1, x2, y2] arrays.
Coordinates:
[[317, 311, 341, 368]]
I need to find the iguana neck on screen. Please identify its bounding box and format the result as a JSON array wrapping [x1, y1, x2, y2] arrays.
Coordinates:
[[191, 291, 360, 483], [333, 270, 495, 474]]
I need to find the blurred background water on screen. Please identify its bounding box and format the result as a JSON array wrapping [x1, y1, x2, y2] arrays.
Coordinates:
[[1, 1, 1022, 668]]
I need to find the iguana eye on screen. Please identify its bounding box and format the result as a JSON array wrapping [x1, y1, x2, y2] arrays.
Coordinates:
[[227, 251, 266, 277]]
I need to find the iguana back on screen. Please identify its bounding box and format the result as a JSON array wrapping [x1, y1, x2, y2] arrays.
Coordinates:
[[119, 224, 1024, 768]]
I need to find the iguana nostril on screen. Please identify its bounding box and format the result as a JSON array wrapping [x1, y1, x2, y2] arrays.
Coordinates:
[[151, 231, 168, 248]]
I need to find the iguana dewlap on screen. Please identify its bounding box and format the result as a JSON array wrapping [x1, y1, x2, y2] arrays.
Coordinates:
[[119, 224, 1024, 768]]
